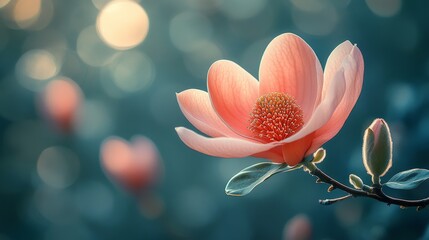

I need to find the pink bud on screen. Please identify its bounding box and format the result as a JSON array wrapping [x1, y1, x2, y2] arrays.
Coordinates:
[[100, 136, 161, 193], [362, 118, 393, 185], [283, 214, 312, 240], [40, 78, 82, 132]]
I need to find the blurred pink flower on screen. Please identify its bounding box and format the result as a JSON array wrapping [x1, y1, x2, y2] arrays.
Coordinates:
[[100, 136, 161, 193], [39, 78, 82, 132], [176, 33, 364, 165], [283, 214, 312, 240]]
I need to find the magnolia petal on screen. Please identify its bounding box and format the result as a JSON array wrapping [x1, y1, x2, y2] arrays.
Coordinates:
[[321, 41, 354, 99], [259, 33, 323, 122], [279, 67, 347, 144], [252, 146, 284, 163], [308, 45, 364, 154], [281, 133, 314, 166], [177, 89, 239, 138], [176, 127, 277, 158], [207, 60, 259, 138]]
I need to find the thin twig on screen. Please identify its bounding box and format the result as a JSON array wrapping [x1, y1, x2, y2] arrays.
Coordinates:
[[305, 162, 429, 208], [319, 194, 353, 205]]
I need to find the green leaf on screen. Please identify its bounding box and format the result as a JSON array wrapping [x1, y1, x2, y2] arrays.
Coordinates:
[[385, 168, 429, 190], [225, 162, 301, 196]]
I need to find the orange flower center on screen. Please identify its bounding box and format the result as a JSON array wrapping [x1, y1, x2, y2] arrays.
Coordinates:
[[249, 92, 304, 142]]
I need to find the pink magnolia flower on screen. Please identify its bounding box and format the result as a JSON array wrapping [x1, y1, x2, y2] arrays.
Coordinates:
[[100, 136, 161, 193], [176, 33, 364, 166], [39, 78, 82, 132]]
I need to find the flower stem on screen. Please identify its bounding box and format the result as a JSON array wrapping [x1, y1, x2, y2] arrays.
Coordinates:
[[304, 162, 429, 209]]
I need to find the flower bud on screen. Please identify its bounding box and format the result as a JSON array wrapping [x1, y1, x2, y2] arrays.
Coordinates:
[[362, 118, 393, 185], [311, 148, 326, 164], [349, 174, 363, 189]]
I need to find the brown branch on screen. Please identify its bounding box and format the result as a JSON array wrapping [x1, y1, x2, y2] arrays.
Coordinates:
[[305, 163, 429, 209]]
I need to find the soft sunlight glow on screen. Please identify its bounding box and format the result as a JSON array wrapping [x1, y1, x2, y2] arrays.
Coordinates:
[[13, 0, 41, 28], [96, 0, 149, 50], [37, 146, 80, 189], [0, 0, 10, 8], [16, 49, 59, 91], [8, 0, 53, 30], [365, 0, 402, 17], [20, 50, 57, 81]]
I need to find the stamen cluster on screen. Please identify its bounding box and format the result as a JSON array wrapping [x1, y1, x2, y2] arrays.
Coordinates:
[[249, 92, 304, 142]]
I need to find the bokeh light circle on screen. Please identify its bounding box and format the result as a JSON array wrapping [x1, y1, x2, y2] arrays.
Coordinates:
[[100, 51, 155, 97], [37, 146, 80, 189], [20, 50, 58, 80], [15, 49, 59, 91], [12, 0, 41, 28], [169, 12, 213, 52], [33, 187, 79, 224], [111, 51, 155, 92], [76, 26, 118, 67], [0, 0, 10, 8], [365, 0, 402, 17], [4, 0, 54, 30], [96, 0, 149, 50]]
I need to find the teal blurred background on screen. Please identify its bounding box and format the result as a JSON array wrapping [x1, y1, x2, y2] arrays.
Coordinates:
[[1, 0, 429, 239]]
